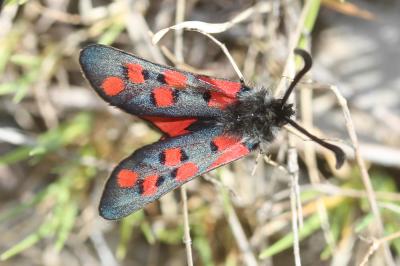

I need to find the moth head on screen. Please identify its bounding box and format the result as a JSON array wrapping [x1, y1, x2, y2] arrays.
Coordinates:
[[272, 100, 295, 127]]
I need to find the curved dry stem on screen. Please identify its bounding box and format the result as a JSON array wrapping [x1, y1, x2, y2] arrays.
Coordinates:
[[328, 85, 395, 266]]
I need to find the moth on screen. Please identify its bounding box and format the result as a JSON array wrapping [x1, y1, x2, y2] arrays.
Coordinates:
[[79, 44, 345, 220]]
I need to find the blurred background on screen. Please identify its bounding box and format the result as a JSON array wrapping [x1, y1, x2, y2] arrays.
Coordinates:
[[0, 0, 399, 265]]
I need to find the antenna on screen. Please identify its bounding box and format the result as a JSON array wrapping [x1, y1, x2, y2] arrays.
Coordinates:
[[280, 49, 313, 107], [281, 49, 346, 169], [285, 118, 345, 169]]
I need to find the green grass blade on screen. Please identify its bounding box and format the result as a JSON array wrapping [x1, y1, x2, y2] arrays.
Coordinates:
[[259, 214, 321, 259]]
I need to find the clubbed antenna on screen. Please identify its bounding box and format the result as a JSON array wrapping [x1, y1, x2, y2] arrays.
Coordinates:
[[281, 49, 345, 168], [285, 118, 345, 169], [280, 49, 313, 107]]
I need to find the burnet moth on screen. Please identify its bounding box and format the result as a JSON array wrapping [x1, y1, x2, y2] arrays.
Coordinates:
[[79, 44, 345, 220]]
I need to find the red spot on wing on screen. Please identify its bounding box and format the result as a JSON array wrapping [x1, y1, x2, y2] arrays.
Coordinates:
[[102, 77, 124, 96], [143, 116, 197, 137], [163, 148, 182, 166], [198, 76, 241, 97], [164, 70, 187, 88], [117, 169, 138, 188], [175, 162, 198, 182], [152, 86, 174, 107], [209, 144, 249, 170], [142, 174, 159, 196], [213, 135, 242, 150], [126, 63, 145, 83], [208, 92, 236, 109]]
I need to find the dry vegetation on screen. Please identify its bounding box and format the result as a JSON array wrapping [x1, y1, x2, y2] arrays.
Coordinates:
[[0, 0, 399, 266]]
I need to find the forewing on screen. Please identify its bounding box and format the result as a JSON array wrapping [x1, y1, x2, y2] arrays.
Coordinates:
[[79, 44, 248, 117], [99, 125, 255, 220]]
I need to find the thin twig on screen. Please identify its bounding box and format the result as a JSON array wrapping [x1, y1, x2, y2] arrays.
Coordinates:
[[274, 0, 314, 97], [226, 201, 258, 266], [263, 155, 289, 174], [251, 152, 262, 176], [174, 0, 185, 63], [359, 231, 400, 266], [273, 1, 345, 264], [173, 1, 194, 265], [30, 2, 81, 24], [328, 85, 396, 266], [196, 31, 245, 82], [288, 136, 302, 266], [125, 4, 166, 64], [202, 173, 238, 199], [268, 183, 400, 203], [284, 47, 302, 264], [152, 2, 272, 38], [180, 186, 193, 266], [276, 1, 321, 264], [89, 231, 119, 266], [153, 26, 246, 82], [152, 2, 275, 83]]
